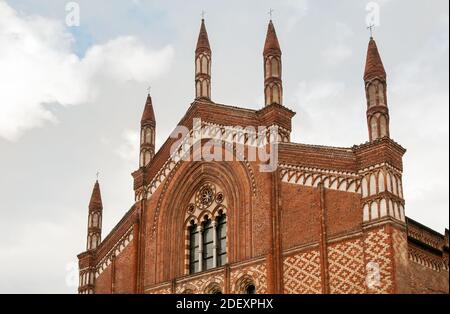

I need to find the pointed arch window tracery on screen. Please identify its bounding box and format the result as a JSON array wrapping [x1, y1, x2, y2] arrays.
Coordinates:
[[185, 183, 228, 275]]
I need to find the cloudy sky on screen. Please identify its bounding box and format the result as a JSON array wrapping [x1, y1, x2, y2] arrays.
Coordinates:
[[0, 0, 448, 293]]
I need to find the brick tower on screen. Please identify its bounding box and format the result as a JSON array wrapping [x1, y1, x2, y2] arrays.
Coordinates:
[[140, 93, 156, 168], [364, 37, 390, 141], [86, 180, 103, 251], [195, 19, 212, 100], [263, 20, 283, 106], [78, 180, 103, 294]]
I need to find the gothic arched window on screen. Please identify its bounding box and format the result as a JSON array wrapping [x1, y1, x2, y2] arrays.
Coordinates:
[[189, 214, 227, 274], [187, 184, 228, 275]]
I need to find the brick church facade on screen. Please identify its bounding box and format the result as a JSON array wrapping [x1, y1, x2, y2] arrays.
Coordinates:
[[77, 19, 449, 294]]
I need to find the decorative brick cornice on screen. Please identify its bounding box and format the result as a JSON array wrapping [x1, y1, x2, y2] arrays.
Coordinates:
[[132, 100, 296, 193], [95, 226, 134, 278], [136, 121, 273, 202], [409, 244, 448, 272], [352, 137, 406, 155], [279, 143, 357, 172], [358, 162, 403, 175], [94, 205, 136, 255], [279, 164, 360, 194], [406, 217, 447, 253]]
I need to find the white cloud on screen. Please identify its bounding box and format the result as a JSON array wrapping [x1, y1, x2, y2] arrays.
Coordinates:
[[387, 15, 449, 228], [292, 80, 363, 146], [334, 22, 354, 41], [321, 22, 354, 65], [0, 207, 85, 293], [284, 0, 309, 33], [0, 1, 174, 141], [115, 129, 140, 164], [295, 80, 346, 106], [321, 44, 353, 66]]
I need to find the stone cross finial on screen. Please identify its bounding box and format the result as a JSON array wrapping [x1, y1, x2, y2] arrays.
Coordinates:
[[367, 23, 375, 38]]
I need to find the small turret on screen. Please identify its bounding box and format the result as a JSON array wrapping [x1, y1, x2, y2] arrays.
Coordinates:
[[364, 37, 390, 141], [263, 20, 283, 107], [195, 19, 212, 100]]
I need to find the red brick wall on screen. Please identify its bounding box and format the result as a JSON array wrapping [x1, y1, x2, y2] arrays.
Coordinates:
[[95, 265, 112, 294], [324, 189, 361, 237], [281, 184, 320, 249], [407, 242, 449, 294], [143, 186, 163, 288], [392, 227, 410, 293], [283, 247, 322, 294], [409, 262, 449, 294], [328, 237, 366, 293], [252, 168, 273, 257], [363, 225, 394, 293], [114, 240, 136, 293]]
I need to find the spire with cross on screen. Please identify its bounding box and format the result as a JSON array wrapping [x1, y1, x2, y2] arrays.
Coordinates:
[[364, 26, 389, 142], [367, 23, 376, 38], [140, 84, 156, 166], [268, 8, 274, 20], [263, 13, 283, 107], [87, 173, 103, 252], [195, 13, 211, 100]]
